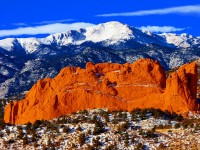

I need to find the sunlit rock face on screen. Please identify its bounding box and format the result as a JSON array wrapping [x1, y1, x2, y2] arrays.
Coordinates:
[[4, 58, 198, 124]]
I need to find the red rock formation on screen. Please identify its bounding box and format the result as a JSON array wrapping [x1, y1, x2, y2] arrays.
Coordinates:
[[4, 58, 198, 124]]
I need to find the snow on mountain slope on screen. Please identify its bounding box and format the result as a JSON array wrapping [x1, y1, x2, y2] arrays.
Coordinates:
[[0, 38, 17, 51], [84, 21, 134, 43], [0, 22, 200, 53], [42, 21, 170, 47], [0, 38, 40, 54], [41, 30, 86, 46], [17, 38, 41, 54], [42, 21, 134, 46], [160, 33, 200, 48]]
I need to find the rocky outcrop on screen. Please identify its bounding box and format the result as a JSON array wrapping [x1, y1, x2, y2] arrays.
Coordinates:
[[4, 58, 198, 124], [128, 62, 198, 113]]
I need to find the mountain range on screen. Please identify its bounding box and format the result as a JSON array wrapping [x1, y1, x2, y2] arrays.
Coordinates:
[[0, 21, 199, 98]]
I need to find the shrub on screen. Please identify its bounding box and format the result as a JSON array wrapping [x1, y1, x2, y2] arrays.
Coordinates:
[[78, 133, 86, 146], [76, 125, 82, 132], [135, 143, 145, 150], [157, 124, 163, 129], [174, 123, 181, 129], [0, 120, 6, 130], [5, 129, 10, 135], [63, 126, 70, 133], [144, 130, 157, 138], [0, 131, 4, 138], [23, 136, 29, 145], [158, 143, 165, 149], [93, 120, 105, 135], [32, 120, 43, 129], [92, 136, 101, 147], [8, 139, 15, 144], [79, 110, 89, 115], [26, 122, 32, 130], [17, 130, 24, 139]]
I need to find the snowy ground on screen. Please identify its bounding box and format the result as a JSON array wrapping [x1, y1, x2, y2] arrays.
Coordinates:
[[0, 108, 200, 149]]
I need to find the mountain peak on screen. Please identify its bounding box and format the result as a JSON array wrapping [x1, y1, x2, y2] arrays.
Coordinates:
[[0, 38, 17, 51], [42, 21, 134, 46], [84, 21, 134, 44]]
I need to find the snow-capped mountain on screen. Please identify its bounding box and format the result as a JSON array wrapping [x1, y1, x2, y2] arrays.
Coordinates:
[[0, 21, 199, 98], [160, 33, 200, 48], [42, 22, 153, 46], [0, 38, 40, 53], [1, 21, 200, 53]]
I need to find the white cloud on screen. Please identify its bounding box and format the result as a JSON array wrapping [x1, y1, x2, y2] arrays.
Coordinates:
[[139, 26, 185, 33], [33, 19, 74, 25], [11, 19, 74, 27], [97, 5, 200, 17], [0, 22, 95, 37], [11, 23, 28, 27]]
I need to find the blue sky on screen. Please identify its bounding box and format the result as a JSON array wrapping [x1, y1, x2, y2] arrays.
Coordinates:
[[0, 0, 200, 39]]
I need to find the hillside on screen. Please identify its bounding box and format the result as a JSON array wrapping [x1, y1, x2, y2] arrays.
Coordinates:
[[0, 108, 200, 149]]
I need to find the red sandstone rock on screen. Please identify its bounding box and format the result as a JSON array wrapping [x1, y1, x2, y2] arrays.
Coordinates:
[[4, 58, 198, 124]]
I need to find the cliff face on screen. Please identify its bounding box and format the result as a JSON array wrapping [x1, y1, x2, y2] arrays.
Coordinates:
[[4, 58, 198, 124]]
